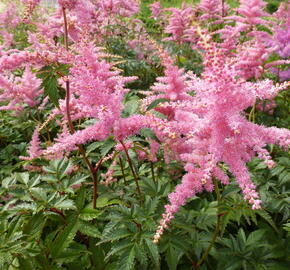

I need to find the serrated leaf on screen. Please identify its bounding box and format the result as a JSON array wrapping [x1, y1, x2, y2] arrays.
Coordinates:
[[15, 172, 30, 186], [30, 187, 47, 202], [147, 98, 170, 111], [68, 175, 88, 188], [246, 229, 266, 248], [96, 196, 122, 208], [78, 220, 101, 238], [140, 128, 160, 143], [50, 219, 79, 258], [166, 245, 183, 270], [1, 177, 15, 189], [11, 203, 37, 212], [105, 240, 132, 260], [42, 75, 60, 107], [28, 175, 41, 188], [86, 141, 103, 153], [57, 159, 73, 179], [101, 138, 116, 157], [144, 238, 160, 267], [256, 210, 279, 233], [79, 208, 102, 221], [76, 186, 86, 210], [118, 246, 135, 270], [134, 244, 148, 267], [53, 199, 76, 210], [102, 228, 131, 242], [23, 213, 47, 239], [123, 99, 139, 116]]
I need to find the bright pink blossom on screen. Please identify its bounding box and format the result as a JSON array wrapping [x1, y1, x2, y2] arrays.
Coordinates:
[[0, 66, 42, 111], [152, 41, 290, 241]]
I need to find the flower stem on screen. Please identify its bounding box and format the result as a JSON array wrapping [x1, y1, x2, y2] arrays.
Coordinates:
[[62, 7, 99, 209], [222, 0, 225, 17], [62, 8, 69, 51], [151, 161, 156, 182], [119, 156, 127, 185], [119, 140, 142, 202]]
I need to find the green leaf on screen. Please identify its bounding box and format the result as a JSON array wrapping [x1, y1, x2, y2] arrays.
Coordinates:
[[30, 187, 47, 202], [15, 172, 30, 186], [101, 138, 116, 157], [140, 128, 160, 143], [42, 75, 60, 107], [246, 229, 266, 248], [166, 245, 183, 270], [96, 196, 122, 208], [102, 228, 131, 242], [76, 186, 86, 210], [123, 99, 139, 116], [78, 220, 101, 238], [134, 244, 148, 267], [50, 218, 79, 258], [256, 210, 279, 233], [118, 245, 136, 270], [144, 238, 160, 267], [53, 199, 76, 210], [57, 159, 73, 179], [23, 213, 47, 239], [79, 208, 103, 221], [105, 240, 133, 260], [147, 98, 170, 111], [18, 258, 34, 270]]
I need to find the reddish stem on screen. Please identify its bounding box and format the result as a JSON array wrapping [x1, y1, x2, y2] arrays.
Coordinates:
[[222, 0, 225, 17], [62, 7, 100, 208], [93, 159, 103, 209], [119, 140, 142, 201]]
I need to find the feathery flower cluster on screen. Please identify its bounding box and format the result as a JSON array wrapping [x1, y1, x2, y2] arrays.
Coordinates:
[[236, 0, 268, 26], [198, 0, 222, 20], [0, 3, 20, 48], [20, 128, 43, 160], [151, 40, 290, 242], [22, 0, 41, 23], [264, 3, 290, 81], [164, 4, 194, 43], [235, 40, 273, 79], [0, 66, 42, 111], [58, 0, 78, 9], [97, 0, 139, 17], [150, 1, 162, 20]]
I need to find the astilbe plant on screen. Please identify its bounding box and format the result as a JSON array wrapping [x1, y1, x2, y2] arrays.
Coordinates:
[[0, 1, 289, 257], [147, 38, 290, 242]]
